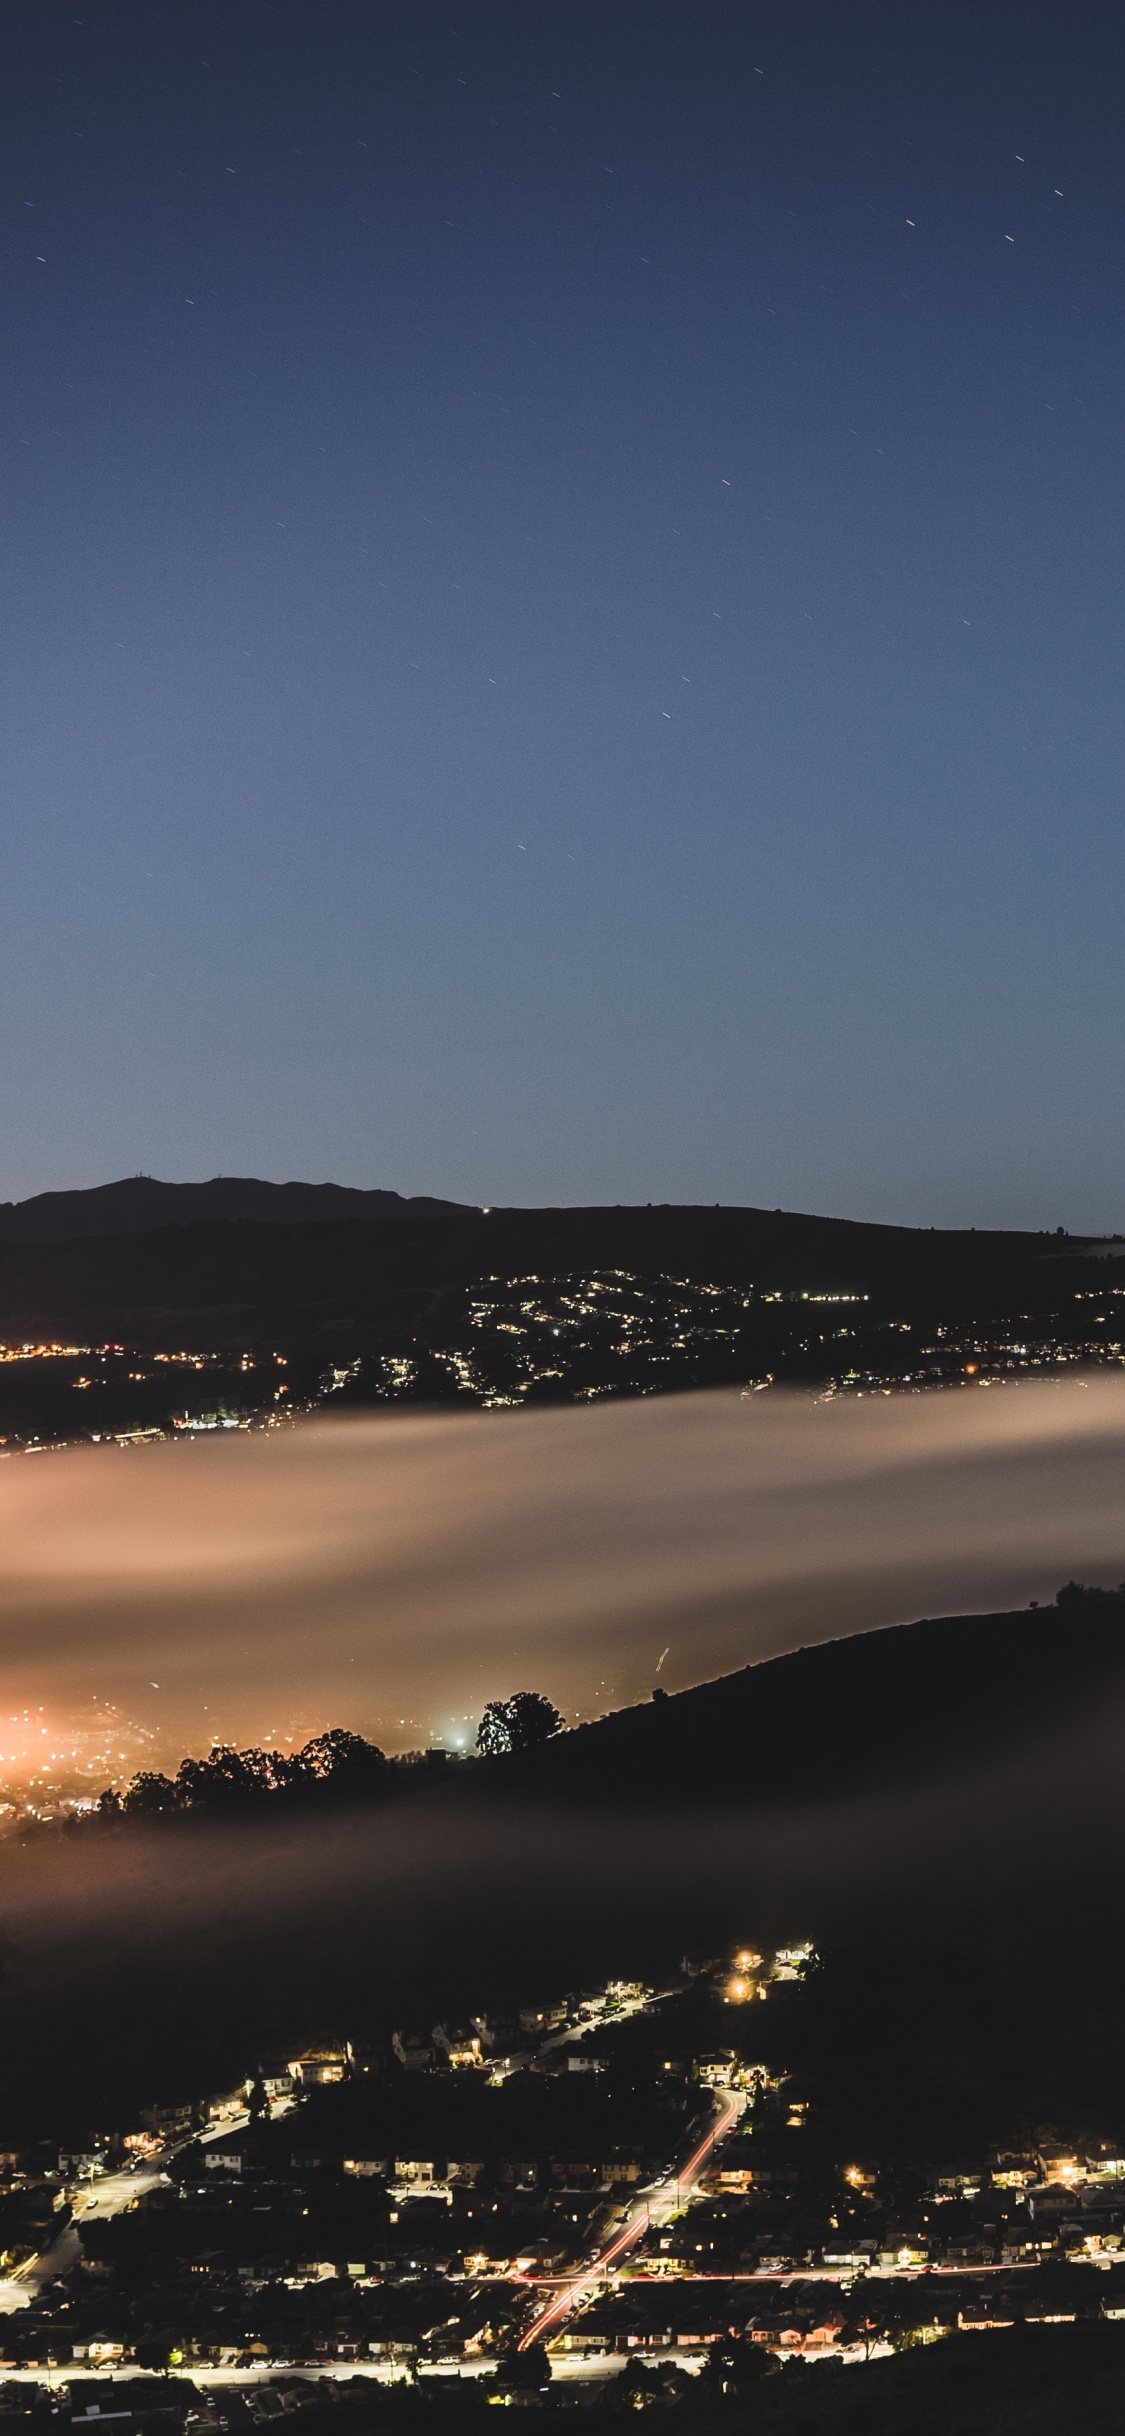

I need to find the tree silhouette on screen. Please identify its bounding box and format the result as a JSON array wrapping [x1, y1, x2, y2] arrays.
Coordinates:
[[175, 1745, 273, 1809], [494, 2342, 552, 2390], [477, 1692, 563, 1756], [295, 1727, 389, 1793], [121, 1770, 180, 1816]]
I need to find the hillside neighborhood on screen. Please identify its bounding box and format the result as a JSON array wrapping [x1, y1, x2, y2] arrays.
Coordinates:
[[0, 1942, 1124, 2426]]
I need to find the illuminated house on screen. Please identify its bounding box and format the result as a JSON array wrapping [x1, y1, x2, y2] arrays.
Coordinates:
[[432, 2023, 486, 2068], [1037, 2143, 1081, 2186], [519, 2002, 568, 2038], [287, 2047, 347, 2086]]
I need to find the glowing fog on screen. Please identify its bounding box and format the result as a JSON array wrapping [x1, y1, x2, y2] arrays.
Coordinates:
[[0, 1375, 1123, 1790]]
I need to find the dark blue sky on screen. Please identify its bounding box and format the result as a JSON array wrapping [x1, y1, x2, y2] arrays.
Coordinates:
[[2, 1, 1123, 1225]]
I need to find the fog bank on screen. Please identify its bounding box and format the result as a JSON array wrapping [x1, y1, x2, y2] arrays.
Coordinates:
[[1, 1378, 1125, 1761]]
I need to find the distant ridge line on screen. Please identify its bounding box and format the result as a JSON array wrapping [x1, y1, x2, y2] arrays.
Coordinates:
[[0, 1174, 471, 1243], [0, 1173, 1108, 1252]]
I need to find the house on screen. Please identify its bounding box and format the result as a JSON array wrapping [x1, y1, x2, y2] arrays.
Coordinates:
[[604, 2156, 642, 2185], [841, 2162, 880, 2196], [346, 2041, 385, 2078], [774, 1944, 814, 1974], [140, 2100, 197, 2143], [1037, 2143, 1081, 2186], [287, 2048, 347, 2087], [255, 2065, 295, 2101], [694, 2053, 737, 2089], [573, 1990, 607, 2017], [1064, 2226, 1122, 2259], [392, 2030, 434, 2073], [204, 2093, 245, 2125], [1085, 2146, 1125, 2180], [394, 2159, 437, 2185], [432, 2023, 486, 2068], [549, 2159, 601, 2191], [499, 2158, 539, 2190], [988, 2151, 1038, 2190], [532, 2047, 604, 2076], [804, 2311, 847, 2351], [422, 2296, 517, 2362], [471, 2013, 514, 2051], [519, 2003, 568, 2039]]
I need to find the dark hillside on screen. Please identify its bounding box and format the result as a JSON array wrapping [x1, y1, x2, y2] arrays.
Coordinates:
[[0, 1196, 1104, 1356], [660, 2325, 1125, 2436], [498, 1590, 1125, 1808]]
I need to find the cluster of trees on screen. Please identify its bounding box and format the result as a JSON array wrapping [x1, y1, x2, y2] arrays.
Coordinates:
[[99, 1727, 396, 1820], [93, 1692, 565, 1821]]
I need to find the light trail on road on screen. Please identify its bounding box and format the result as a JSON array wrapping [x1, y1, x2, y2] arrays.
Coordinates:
[[517, 2091, 742, 2351]]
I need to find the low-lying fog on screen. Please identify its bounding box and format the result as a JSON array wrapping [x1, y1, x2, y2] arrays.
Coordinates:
[[2, 1378, 1125, 1766]]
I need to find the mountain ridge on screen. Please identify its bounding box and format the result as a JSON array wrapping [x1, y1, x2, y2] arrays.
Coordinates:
[[0, 1170, 1103, 1251], [0, 1174, 469, 1242]]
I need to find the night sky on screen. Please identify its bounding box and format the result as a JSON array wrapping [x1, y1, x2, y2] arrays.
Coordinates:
[[2, 2, 1122, 1226]]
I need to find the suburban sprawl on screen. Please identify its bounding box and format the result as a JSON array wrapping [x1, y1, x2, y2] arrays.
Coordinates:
[[2, 1943, 1125, 2427]]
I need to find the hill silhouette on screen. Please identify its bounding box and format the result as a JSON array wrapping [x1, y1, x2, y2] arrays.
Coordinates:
[[0, 1173, 467, 1242], [494, 1585, 1125, 1808]]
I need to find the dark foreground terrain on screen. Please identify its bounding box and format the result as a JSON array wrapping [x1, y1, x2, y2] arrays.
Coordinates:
[[499, 1583, 1125, 1807], [720, 2329, 1125, 2433]]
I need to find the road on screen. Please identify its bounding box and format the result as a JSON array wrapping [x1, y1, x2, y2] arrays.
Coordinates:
[[0, 2165, 163, 2315], [0, 2110, 257, 2315], [517, 2088, 743, 2350], [489, 1985, 662, 2084], [0, 2361, 415, 2393]]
